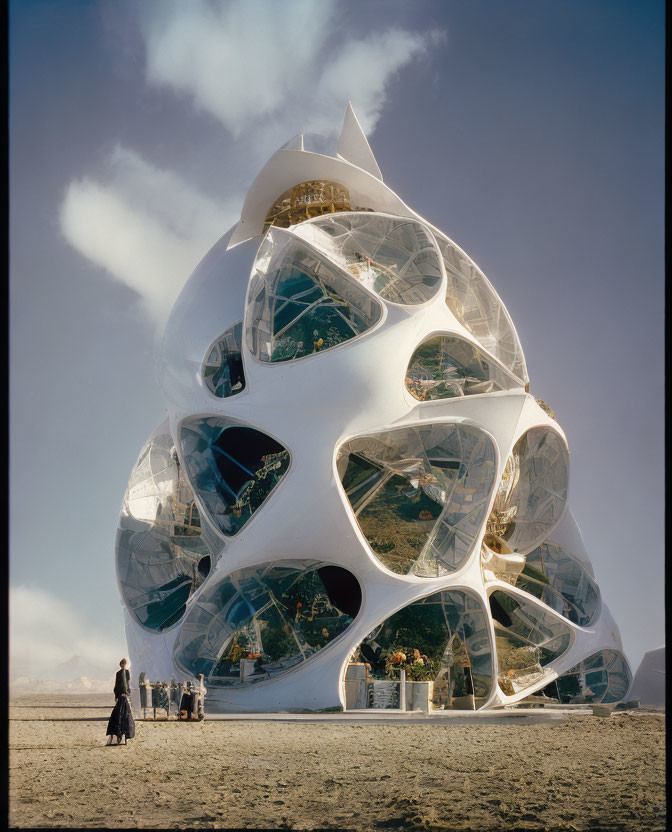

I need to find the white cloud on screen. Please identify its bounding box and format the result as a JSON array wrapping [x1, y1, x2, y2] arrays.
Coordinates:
[[59, 147, 238, 327], [140, 0, 440, 142], [142, 0, 336, 137], [60, 2, 442, 329], [316, 30, 437, 135], [10, 586, 126, 681]]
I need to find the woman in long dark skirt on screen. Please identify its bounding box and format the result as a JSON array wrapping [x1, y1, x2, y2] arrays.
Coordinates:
[[106, 658, 136, 745]]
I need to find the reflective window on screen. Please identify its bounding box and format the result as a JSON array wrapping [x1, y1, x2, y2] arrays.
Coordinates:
[[337, 422, 497, 577], [504, 541, 600, 627], [436, 234, 528, 384], [203, 322, 245, 398], [265, 180, 351, 229], [487, 426, 569, 554], [173, 561, 361, 685], [116, 433, 213, 632], [405, 334, 522, 401], [490, 589, 571, 695], [554, 650, 632, 704], [180, 417, 290, 536], [293, 213, 442, 305], [246, 228, 382, 363], [352, 590, 492, 708]]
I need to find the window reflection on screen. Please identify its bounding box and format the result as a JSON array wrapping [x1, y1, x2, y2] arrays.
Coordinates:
[[203, 322, 245, 398], [180, 417, 290, 537], [406, 334, 522, 401], [173, 561, 361, 685], [436, 233, 528, 384], [116, 432, 213, 632], [490, 589, 571, 695], [292, 213, 442, 305], [352, 590, 492, 709], [337, 423, 497, 577], [498, 541, 600, 627], [265, 180, 351, 229], [246, 228, 382, 363], [487, 426, 569, 554], [554, 650, 632, 704]]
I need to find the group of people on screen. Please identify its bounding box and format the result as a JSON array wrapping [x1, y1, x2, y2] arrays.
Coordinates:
[[177, 676, 207, 721], [105, 658, 207, 745]]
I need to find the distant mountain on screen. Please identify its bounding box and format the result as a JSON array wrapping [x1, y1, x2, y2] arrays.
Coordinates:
[[9, 653, 117, 693], [10, 675, 114, 694], [52, 654, 110, 682]]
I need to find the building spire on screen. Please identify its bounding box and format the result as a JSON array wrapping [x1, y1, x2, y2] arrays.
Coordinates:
[[337, 102, 383, 181]]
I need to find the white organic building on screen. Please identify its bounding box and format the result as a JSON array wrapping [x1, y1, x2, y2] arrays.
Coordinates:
[[116, 105, 632, 712]]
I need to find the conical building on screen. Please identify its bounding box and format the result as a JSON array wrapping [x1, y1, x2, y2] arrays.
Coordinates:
[[116, 105, 631, 711]]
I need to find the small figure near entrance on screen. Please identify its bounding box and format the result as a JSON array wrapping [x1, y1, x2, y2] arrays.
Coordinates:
[[105, 658, 136, 745], [197, 673, 207, 720], [178, 674, 207, 721]]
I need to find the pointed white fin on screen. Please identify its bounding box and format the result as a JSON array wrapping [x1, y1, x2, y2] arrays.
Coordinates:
[[337, 102, 383, 181]]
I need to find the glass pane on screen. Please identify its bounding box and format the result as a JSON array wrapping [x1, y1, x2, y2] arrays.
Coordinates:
[[490, 589, 571, 695], [116, 432, 213, 632], [513, 541, 600, 626], [203, 321, 245, 398], [555, 650, 632, 704], [246, 228, 382, 362], [352, 590, 492, 709], [180, 417, 290, 537], [173, 561, 361, 686], [436, 233, 528, 383], [293, 213, 442, 305], [406, 334, 522, 401], [265, 180, 352, 229], [488, 426, 569, 555], [338, 422, 497, 577]]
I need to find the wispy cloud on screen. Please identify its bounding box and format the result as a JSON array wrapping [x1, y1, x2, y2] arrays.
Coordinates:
[[61, 0, 442, 329], [312, 29, 441, 136], [141, 0, 439, 144], [10, 586, 126, 681], [141, 0, 335, 137], [59, 147, 237, 327]]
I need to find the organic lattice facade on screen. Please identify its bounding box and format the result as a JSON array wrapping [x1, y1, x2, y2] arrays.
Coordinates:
[[116, 105, 631, 711]]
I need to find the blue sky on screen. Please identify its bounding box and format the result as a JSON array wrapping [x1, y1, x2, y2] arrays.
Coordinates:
[[10, 0, 664, 679]]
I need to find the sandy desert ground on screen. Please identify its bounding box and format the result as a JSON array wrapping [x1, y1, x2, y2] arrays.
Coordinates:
[[9, 693, 665, 831]]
